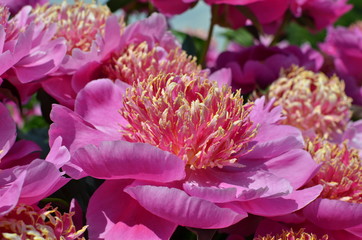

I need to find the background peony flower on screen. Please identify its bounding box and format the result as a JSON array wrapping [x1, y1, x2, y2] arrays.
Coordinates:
[[0, 5, 67, 102], [320, 25, 362, 105], [0, 0, 48, 14], [206, 0, 289, 31], [291, 0, 352, 31], [266, 66, 352, 139], [42, 13, 206, 109], [0, 203, 87, 240], [49, 74, 322, 239], [246, 137, 362, 240], [213, 43, 323, 93]]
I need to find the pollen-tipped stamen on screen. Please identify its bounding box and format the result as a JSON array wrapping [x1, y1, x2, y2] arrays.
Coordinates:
[[120, 74, 258, 169]]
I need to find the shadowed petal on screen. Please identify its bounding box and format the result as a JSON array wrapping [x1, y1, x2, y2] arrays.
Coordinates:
[[72, 141, 185, 182], [125, 184, 247, 229]]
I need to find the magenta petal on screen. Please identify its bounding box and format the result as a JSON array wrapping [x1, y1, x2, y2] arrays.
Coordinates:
[[72, 141, 185, 182], [0, 140, 40, 169], [74, 78, 130, 134], [0, 103, 16, 158], [87, 180, 177, 240], [238, 185, 323, 217], [209, 68, 232, 87], [49, 104, 118, 153], [19, 159, 69, 205], [264, 149, 320, 189], [303, 198, 362, 230], [125, 185, 246, 229], [183, 168, 292, 203], [45, 136, 70, 169], [0, 170, 26, 216]]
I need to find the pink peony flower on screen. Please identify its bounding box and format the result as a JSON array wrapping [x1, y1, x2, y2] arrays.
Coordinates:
[[266, 66, 352, 139], [50, 74, 322, 239], [254, 227, 329, 240], [0, 0, 48, 14], [0, 4, 67, 102], [213, 43, 323, 93], [320, 25, 362, 105], [0, 101, 70, 216], [42, 13, 207, 109], [291, 0, 352, 31], [206, 0, 290, 31], [146, 0, 289, 32], [0, 203, 87, 239], [247, 137, 362, 240]]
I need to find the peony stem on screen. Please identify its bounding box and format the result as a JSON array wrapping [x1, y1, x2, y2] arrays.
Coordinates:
[[200, 4, 218, 68]]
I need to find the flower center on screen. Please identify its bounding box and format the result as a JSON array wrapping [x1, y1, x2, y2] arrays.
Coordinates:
[[0, 204, 87, 240], [120, 74, 257, 169], [267, 66, 352, 138], [32, 1, 113, 54], [254, 228, 329, 240], [305, 137, 362, 203], [102, 41, 205, 85]]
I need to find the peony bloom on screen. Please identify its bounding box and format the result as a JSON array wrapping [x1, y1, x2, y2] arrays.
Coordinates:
[[266, 66, 352, 139], [299, 137, 362, 239], [206, 0, 289, 32], [147, 0, 289, 32], [0, 101, 70, 216], [0, 0, 48, 14], [320, 25, 362, 105], [213, 44, 323, 93], [50, 73, 322, 239], [42, 13, 207, 108], [31, 1, 112, 55], [0, 204, 87, 240], [251, 137, 362, 240], [254, 228, 329, 240], [291, 0, 352, 31], [0, 4, 66, 102]]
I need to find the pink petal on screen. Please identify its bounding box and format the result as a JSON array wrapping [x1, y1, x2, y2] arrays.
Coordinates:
[[303, 198, 362, 230], [74, 78, 130, 134], [0, 140, 40, 169], [125, 184, 247, 229], [183, 168, 292, 203], [263, 149, 320, 189], [0, 170, 26, 216], [72, 141, 185, 182], [45, 136, 70, 169], [19, 159, 69, 205], [87, 180, 177, 240], [238, 185, 323, 217], [49, 104, 119, 153], [0, 103, 16, 158]]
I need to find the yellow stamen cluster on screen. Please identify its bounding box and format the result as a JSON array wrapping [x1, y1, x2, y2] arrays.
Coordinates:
[[32, 0, 114, 53], [267, 66, 352, 138], [0, 204, 87, 240], [254, 228, 329, 240], [121, 74, 257, 169], [103, 41, 205, 84], [305, 137, 362, 203]]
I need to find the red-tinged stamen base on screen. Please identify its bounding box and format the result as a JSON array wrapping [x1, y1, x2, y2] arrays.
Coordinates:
[[102, 42, 205, 85], [305, 137, 362, 203], [121, 74, 258, 169], [32, 1, 115, 53], [0, 204, 87, 240], [267, 66, 352, 138], [254, 228, 329, 240]]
